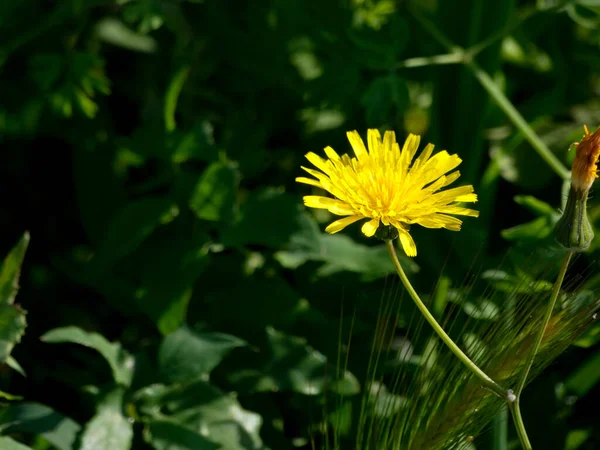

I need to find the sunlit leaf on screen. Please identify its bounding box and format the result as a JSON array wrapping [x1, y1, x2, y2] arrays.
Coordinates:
[[41, 326, 134, 387], [0, 403, 81, 450], [159, 325, 246, 382], [80, 389, 133, 450]]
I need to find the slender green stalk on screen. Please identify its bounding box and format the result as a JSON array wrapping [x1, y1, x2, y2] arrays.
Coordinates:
[[515, 251, 572, 396], [396, 52, 465, 69], [505, 252, 573, 450], [492, 406, 509, 450], [507, 400, 532, 450], [385, 240, 507, 399], [408, 7, 571, 181], [465, 60, 570, 180]]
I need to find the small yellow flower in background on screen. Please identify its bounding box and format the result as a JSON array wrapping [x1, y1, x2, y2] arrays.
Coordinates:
[[296, 129, 479, 257], [571, 124, 600, 193]]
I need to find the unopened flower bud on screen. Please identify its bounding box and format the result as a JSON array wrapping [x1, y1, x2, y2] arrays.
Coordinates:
[[554, 125, 600, 251]]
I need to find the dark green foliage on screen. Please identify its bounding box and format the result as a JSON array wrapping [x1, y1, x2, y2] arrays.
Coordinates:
[[1, 1, 600, 449]]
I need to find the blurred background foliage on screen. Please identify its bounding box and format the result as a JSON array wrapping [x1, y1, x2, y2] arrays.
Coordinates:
[[1, 0, 600, 449]]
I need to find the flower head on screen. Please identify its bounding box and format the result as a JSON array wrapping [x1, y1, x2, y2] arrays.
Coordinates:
[[296, 129, 479, 256], [571, 124, 600, 192], [554, 124, 600, 251]]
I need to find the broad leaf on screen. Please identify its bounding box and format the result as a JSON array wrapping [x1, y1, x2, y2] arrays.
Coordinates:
[[136, 235, 210, 334], [134, 381, 265, 450], [41, 326, 134, 387], [80, 389, 133, 450], [159, 325, 246, 383], [88, 197, 179, 275], [0, 402, 80, 450], [228, 327, 360, 396], [144, 419, 219, 450], [189, 162, 238, 222], [0, 437, 33, 450]]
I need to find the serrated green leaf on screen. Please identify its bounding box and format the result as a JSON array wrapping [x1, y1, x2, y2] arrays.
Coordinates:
[[158, 325, 246, 383], [0, 304, 27, 363], [41, 326, 134, 387], [0, 232, 30, 306], [189, 162, 238, 222], [0, 402, 81, 450], [80, 389, 133, 450]]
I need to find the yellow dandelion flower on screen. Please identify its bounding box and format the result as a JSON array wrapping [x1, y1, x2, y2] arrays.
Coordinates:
[[571, 124, 600, 192], [296, 129, 479, 257]]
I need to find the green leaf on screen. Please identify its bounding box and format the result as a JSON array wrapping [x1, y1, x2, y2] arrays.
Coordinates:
[[80, 389, 133, 450], [0, 304, 27, 363], [0, 389, 23, 401], [41, 326, 134, 387], [275, 212, 418, 280], [170, 122, 217, 164], [95, 17, 157, 53], [501, 216, 555, 242], [136, 235, 210, 334], [158, 325, 246, 383], [0, 232, 30, 306], [144, 419, 219, 450], [463, 298, 500, 320], [221, 189, 303, 248], [0, 437, 33, 450], [514, 195, 558, 217], [88, 197, 179, 275], [0, 402, 81, 450], [565, 348, 600, 397], [361, 74, 409, 126], [228, 327, 359, 396], [189, 162, 238, 222], [134, 381, 265, 450], [165, 66, 191, 132]]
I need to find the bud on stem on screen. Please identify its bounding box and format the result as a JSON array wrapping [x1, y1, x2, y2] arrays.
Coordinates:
[[555, 186, 594, 251]]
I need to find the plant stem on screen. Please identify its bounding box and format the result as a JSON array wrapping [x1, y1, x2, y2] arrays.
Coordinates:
[[507, 400, 532, 450], [408, 7, 571, 181], [505, 252, 573, 450], [396, 52, 465, 68], [385, 240, 507, 399], [516, 251, 572, 396], [465, 60, 570, 180]]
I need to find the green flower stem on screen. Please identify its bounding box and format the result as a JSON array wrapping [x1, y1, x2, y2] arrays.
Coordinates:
[[507, 251, 573, 450], [408, 7, 571, 181], [507, 400, 532, 450], [385, 240, 507, 399]]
